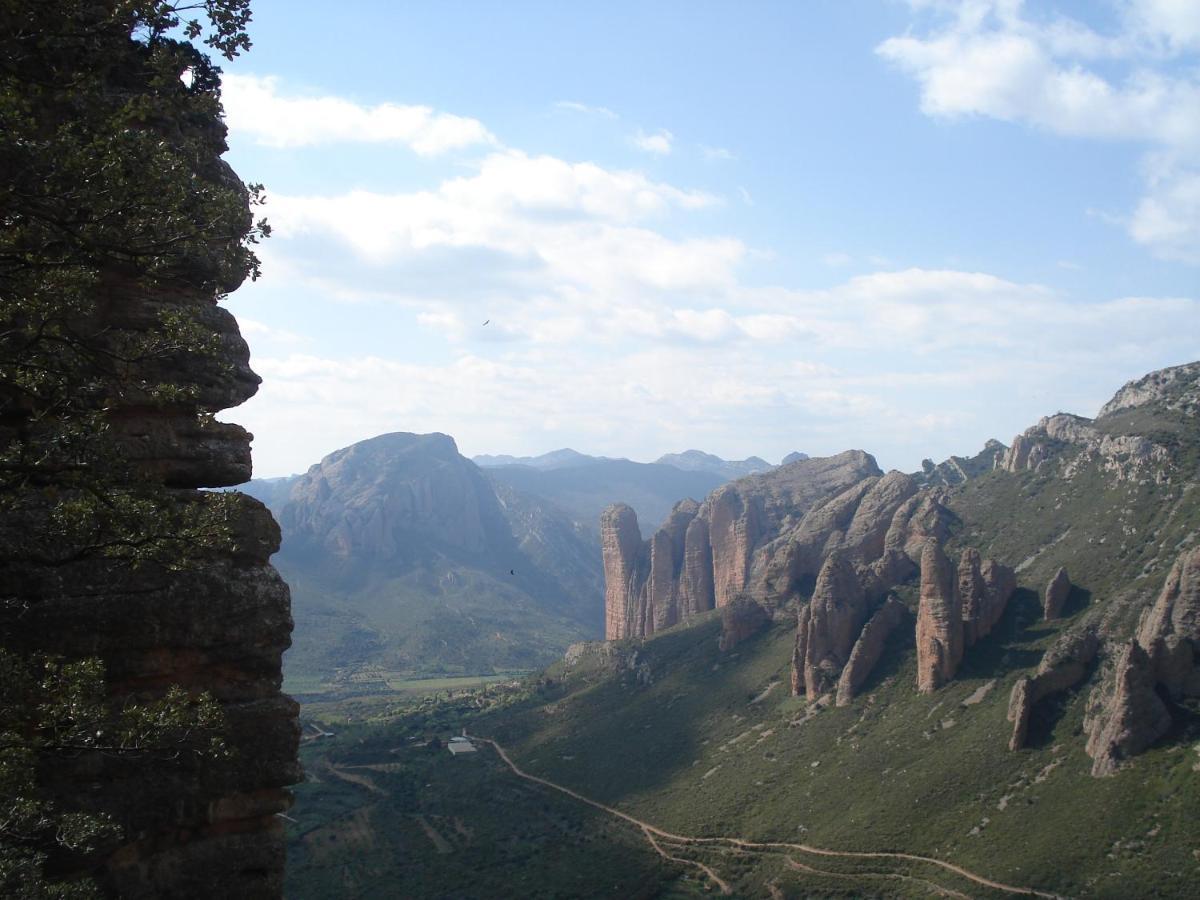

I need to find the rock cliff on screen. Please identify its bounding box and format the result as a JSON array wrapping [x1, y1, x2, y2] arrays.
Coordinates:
[[0, 224, 298, 892], [797, 552, 869, 697], [836, 596, 906, 706], [1136, 546, 1200, 697], [1084, 640, 1172, 777], [915, 540, 963, 693], [602, 451, 884, 639]]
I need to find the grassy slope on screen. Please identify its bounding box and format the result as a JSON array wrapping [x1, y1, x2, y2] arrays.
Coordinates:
[[483, 612, 1198, 898]]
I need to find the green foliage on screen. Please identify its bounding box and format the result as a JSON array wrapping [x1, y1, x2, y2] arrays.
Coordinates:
[[0, 651, 227, 897], [0, 1, 263, 893], [0, 0, 268, 496]]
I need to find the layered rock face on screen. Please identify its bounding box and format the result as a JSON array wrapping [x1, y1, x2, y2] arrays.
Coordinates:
[[1000, 411, 1171, 482], [0, 274, 299, 889], [915, 540, 962, 693], [602, 451, 884, 639]]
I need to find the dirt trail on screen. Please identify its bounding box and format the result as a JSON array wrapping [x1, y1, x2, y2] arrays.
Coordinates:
[[324, 761, 386, 797], [642, 826, 732, 895], [786, 857, 971, 899], [473, 736, 1062, 899]]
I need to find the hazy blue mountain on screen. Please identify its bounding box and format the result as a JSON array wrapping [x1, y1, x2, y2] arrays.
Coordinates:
[[472, 448, 611, 469], [484, 459, 724, 533], [654, 449, 775, 479]]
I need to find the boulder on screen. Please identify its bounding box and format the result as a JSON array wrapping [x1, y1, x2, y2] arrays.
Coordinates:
[[1044, 567, 1071, 620]]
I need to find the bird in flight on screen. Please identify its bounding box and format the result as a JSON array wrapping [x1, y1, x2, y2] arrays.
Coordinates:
[[482, 319, 490, 326]]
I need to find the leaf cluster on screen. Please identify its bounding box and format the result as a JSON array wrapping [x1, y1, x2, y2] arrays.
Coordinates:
[[0, 651, 227, 897]]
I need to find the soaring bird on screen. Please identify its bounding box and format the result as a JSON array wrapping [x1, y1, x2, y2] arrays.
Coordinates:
[[482, 319, 490, 326]]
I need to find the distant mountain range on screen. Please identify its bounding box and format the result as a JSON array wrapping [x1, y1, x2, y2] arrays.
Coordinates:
[[243, 438, 810, 685], [472, 448, 612, 470], [653, 449, 775, 479]]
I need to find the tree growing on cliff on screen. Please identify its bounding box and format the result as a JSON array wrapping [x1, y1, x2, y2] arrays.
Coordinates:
[[0, 1, 266, 893]]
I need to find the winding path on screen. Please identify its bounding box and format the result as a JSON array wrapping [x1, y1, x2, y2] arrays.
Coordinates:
[[472, 736, 1062, 899]]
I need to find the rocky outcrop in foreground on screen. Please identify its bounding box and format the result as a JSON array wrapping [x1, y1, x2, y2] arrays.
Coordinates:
[[0, 256, 299, 889]]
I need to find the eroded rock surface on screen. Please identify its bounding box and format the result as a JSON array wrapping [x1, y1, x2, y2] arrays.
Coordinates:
[[0, 262, 298, 893], [1136, 546, 1200, 697], [836, 596, 906, 706], [604, 451, 885, 640], [1008, 626, 1100, 751], [1044, 567, 1072, 620], [797, 552, 869, 697], [1084, 640, 1171, 777], [916, 540, 962, 693]]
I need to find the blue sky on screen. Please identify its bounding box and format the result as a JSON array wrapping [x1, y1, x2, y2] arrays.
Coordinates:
[[216, 0, 1200, 481]]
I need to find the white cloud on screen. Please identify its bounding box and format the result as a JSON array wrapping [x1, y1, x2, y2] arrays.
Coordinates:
[[702, 145, 735, 161], [555, 100, 618, 119], [263, 149, 733, 292], [630, 128, 674, 155], [236, 318, 309, 345], [823, 252, 853, 267], [221, 74, 496, 154], [879, 0, 1200, 262], [225, 67, 1200, 479]]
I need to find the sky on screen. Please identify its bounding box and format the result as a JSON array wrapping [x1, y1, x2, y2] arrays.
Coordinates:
[[214, 0, 1200, 478]]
